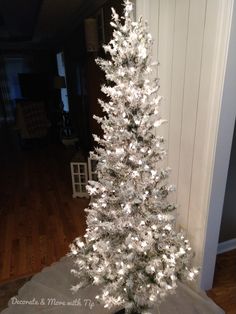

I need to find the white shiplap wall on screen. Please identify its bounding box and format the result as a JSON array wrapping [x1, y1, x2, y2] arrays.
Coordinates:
[[136, 0, 234, 289]]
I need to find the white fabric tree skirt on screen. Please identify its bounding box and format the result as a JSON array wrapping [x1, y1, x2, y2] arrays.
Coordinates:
[[1, 257, 224, 314]]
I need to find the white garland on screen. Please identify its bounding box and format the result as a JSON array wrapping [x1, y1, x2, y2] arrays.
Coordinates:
[[69, 1, 198, 313]]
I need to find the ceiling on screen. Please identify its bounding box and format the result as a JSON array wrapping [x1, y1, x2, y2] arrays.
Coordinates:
[[0, 0, 108, 51]]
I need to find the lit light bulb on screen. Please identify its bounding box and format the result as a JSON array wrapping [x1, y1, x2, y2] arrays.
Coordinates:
[[188, 272, 195, 280], [149, 295, 155, 301], [179, 248, 186, 255]]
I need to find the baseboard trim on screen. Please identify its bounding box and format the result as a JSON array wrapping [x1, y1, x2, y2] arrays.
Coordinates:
[[218, 238, 236, 254]]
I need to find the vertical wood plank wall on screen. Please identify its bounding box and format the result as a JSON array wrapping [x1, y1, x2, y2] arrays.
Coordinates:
[[136, 0, 234, 288]]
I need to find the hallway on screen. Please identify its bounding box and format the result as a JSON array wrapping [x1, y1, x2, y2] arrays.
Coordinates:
[[0, 126, 88, 283]]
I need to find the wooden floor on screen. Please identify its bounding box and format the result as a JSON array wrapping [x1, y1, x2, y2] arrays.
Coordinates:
[[0, 126, 88, 283], [0, 126, 236, 314], [207, 249, 236, 314]]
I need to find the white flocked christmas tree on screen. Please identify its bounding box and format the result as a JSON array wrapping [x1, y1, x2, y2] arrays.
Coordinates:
[[69, 1, 198, 313]]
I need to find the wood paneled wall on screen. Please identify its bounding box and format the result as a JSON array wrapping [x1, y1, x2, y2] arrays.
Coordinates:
[[136, 0, 234, 289]]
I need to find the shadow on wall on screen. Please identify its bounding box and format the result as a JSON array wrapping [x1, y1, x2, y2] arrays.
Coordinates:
[[219, 119, 236, 243]]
